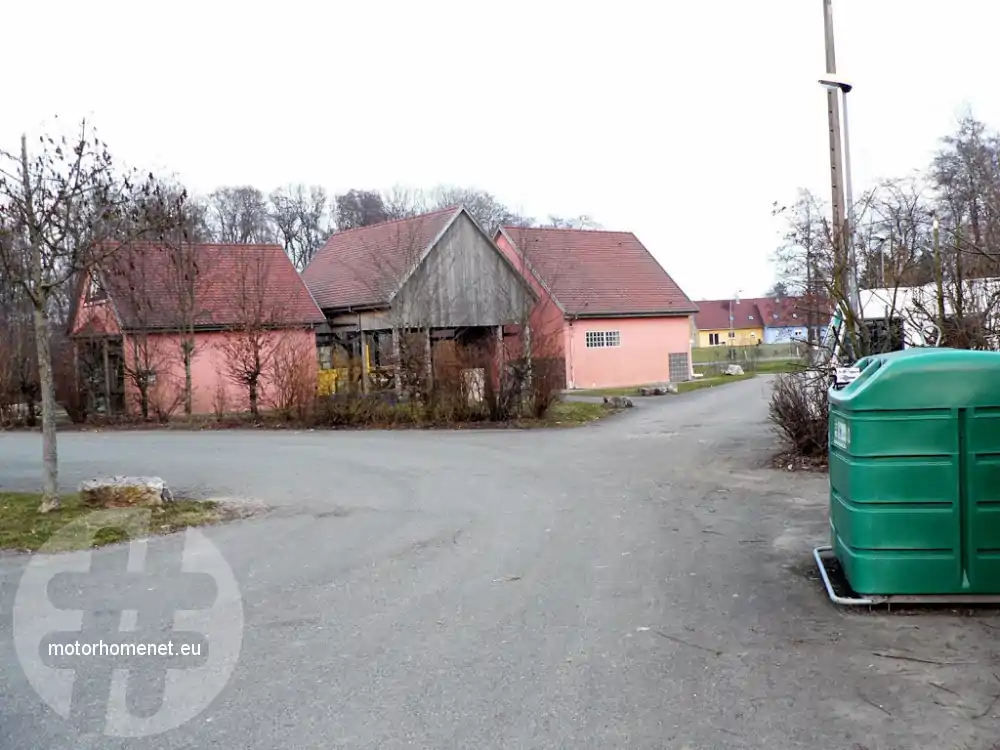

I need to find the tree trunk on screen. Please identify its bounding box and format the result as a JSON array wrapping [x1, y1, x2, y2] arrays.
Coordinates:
[[249, 381, 259, 417], [182, 338, 194, 416], [32, 302, 60, 511], [20, 135, 59, 512], [102, 338, 112, 416], [523, 321, 534, 415]]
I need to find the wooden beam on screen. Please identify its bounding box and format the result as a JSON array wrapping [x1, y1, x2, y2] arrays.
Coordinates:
[[424, 329, 433, 388], [360, 332, 370, 395], [392, 329, 402, 396]]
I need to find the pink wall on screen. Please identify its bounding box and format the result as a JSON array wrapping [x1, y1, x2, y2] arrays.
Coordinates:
[[71, 299, 121, 336], [125, 329, 318, 415], [495, 231, 694, 389], [72, 287, 319, 416], [495, 231, 567, 364], [565, 317, 692, 389]]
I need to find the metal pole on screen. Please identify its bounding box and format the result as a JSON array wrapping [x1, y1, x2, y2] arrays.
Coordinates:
[[823, 0, 846, 237], [822, 0, 854, 362], [840, 87, 862, 320]]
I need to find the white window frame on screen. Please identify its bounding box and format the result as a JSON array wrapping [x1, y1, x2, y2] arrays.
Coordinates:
[[585, 330, 621, 349]]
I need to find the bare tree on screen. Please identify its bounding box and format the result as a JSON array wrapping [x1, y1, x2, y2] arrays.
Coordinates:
[[269, 184, 331, 269], [144, 179, 214, 417], [542, 214, 603, 230], [162, 236, 202, 416], [335, 189, 392, 230], [208, 186, 273, 243], [0, 122, 176, 509], [0, 276, 37, 426], [381, 185, 428, 220], [426, 186, 528, 235], [767, 112, 1000, 460], [103, 242, 183, 420], [218, 248, 284, 417]]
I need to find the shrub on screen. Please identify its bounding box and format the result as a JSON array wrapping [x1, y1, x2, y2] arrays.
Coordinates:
[[269, 339, 315, 421], [211, 378, 230, 422], [525, 356, 565, 418], [148, 376, 185, 423], [768, 370, 830, 457], [313, 393, 406, 427]]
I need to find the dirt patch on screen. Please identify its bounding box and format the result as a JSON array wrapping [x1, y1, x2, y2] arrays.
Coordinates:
[[771, 450, 828, 473]]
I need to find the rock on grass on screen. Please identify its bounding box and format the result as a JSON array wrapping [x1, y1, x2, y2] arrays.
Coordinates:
[[78, 476, 172, 508]]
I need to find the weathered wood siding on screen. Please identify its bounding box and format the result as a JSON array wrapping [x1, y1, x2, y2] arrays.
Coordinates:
[[392, 213, 534, 327]]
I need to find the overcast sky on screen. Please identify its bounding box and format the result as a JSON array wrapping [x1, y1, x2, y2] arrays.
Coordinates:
[[4, 1, 998, 301]]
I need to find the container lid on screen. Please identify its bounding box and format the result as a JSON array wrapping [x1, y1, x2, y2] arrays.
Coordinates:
[[829, 348, 1000, 410]]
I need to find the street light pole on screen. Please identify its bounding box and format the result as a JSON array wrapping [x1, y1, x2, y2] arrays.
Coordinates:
[[839, 84, 861, 317], [820, 0, 859, 363]]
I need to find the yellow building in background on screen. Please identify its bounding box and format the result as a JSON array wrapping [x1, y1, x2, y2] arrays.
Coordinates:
[[693, 298, 764, 347]]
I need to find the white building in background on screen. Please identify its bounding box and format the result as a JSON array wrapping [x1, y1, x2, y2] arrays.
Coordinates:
[[857, 279, 1000, 349], [821, 278, 1000, 363]]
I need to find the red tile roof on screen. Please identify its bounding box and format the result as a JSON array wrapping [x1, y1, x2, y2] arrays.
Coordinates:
[[694, 296, 833, 330], [756, 296, 829, 327], [693, 298, 763, 330], [84, 243, 324, 331], [303, 207, 459, 311], [498, 226, 697, 317]]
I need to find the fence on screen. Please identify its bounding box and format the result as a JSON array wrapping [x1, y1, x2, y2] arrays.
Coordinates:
[[692, 341, 806, 365]]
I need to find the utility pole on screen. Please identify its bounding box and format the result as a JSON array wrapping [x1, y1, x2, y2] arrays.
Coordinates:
[[822, 0, 858, 362]]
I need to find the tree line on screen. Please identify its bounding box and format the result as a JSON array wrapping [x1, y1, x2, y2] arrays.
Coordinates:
[[772, 112, 1000, 355], [183, 184, 600, 271]]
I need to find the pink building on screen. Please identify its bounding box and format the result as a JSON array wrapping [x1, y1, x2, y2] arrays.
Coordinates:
[[68, 243, 324, 417], [495, 227, 698, 390]]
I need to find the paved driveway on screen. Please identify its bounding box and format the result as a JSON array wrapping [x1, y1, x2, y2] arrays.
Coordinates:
[[1, 378, 998, 749]]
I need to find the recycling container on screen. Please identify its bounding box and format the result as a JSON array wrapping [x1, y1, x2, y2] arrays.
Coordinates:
[[828, 348, 1000, 595]]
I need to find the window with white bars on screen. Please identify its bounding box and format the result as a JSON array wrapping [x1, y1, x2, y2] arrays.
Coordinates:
[[585, 330, 621, 348]]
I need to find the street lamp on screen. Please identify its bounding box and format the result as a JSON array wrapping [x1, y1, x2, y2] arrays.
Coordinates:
[[819, 73, 860, 310], [818, 68, 861, 363]]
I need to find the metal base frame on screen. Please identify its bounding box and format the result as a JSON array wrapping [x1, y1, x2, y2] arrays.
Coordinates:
[[813, 546, 1000, 607]]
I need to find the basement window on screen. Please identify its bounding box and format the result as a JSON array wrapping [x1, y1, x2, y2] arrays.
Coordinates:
[[585, 330, 621, 348]]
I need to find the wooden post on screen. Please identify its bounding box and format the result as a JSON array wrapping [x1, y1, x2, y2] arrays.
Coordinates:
[[392, 328, 402, 396], [360, 332, 370, 395], [495, 325, 503, 394], [423, 329, 433, 390]]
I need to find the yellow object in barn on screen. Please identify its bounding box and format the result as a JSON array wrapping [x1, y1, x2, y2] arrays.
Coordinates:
[[317, 369, 343, 396]]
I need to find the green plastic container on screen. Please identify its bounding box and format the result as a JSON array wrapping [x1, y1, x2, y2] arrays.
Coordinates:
[[828, 348, 1000, 595]]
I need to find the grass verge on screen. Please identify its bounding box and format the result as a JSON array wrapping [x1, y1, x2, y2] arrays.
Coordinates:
[[750, 359, 805, 374], [0, 493, 228, 553], [694, 359, 803, 376], [536, 400, 611, 426], [678, 373, 756, 392], [571, 374, 757, 398], [568, 385, 657, 398]]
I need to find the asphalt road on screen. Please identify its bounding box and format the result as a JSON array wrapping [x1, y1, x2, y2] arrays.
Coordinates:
[[1, 379, 999, 749]]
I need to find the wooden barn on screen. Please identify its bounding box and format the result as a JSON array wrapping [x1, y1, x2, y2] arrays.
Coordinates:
[[302, 206, 536, 394]]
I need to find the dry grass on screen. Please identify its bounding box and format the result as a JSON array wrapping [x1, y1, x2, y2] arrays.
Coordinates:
[[0, 492, 228, 553]]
